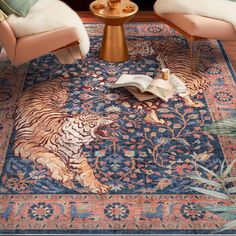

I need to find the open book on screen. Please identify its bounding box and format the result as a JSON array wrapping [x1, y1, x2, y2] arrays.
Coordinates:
[[111, 74, 175, 102]]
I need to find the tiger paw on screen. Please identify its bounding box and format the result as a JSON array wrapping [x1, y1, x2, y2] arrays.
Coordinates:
[[50, 167, 74, 184], [87, 181, 110, 194], [76, 177, 110, 194], [186, 100, 205, 108], [179, 94, 205, 108], [192, 101, 205, 108]]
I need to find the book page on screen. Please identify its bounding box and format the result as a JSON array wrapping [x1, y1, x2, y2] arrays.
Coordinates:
[[112, 74, 153, 92], [126, 87, 157, 101], [149, 77, 174, 91], [146, 78, 174, 102]]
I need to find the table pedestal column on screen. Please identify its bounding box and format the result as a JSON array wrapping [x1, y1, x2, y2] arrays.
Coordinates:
[[100, 24, 129, 62]]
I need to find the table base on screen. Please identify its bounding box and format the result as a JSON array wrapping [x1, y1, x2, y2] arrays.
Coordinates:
[[100, 24, 129, 62]]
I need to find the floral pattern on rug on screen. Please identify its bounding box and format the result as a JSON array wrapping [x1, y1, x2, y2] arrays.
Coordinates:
[[0, 23, 236, 233]]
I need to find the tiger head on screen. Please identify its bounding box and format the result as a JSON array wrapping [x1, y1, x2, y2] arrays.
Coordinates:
[[62, 113, 114, 145], [78, 113, 114, 140]]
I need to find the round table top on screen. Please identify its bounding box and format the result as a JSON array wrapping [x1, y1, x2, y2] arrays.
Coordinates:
[[89, 1, 138, 20]]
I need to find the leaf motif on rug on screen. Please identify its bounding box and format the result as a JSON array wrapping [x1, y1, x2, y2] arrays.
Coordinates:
[[0, 23, 236, 234]]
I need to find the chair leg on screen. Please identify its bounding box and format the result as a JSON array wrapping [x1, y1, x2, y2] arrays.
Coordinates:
[[160, 22, 172, 37], [188, 37, 195, 72], [78, 42, 84, 61], [66, 44, 86, 74], [195, 39, 202, 67], [0, 64, 12, 79], [49, 64, 63, 78], [161, 22, 165, 37], [188, 37, 203, 72]]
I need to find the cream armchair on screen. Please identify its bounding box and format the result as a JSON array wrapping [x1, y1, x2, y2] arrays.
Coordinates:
[[0, 16, 90, 79], [0, 0, 91, 71], [0, 20, 85, 66], [153, 0, 236, 67]]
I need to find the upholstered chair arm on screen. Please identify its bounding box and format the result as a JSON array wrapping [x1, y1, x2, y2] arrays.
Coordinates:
[[0, 20, 17, 63]]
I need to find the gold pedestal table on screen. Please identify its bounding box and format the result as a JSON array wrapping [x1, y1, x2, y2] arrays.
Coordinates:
[[90, 1, 138, 62]]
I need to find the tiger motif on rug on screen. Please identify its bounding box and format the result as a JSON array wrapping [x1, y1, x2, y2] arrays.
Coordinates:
[[129, 39, 210, 107], [153, 40, 209, 107], [13, 78, 113, 194]]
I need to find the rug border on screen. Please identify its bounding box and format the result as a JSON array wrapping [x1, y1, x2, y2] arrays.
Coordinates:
[[217, 40, 236, 81], [0, 229, 236, 235], [1, 26, 236, 235]]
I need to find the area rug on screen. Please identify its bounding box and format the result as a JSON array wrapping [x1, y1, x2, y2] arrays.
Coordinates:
[[0, 22, 236, 235]]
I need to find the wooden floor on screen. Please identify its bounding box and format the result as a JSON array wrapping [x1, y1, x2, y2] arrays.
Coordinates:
[[80, 11, 236, 72]]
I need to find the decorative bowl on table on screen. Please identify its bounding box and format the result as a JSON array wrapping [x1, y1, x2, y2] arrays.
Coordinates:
[[107, 0, 121, 10]]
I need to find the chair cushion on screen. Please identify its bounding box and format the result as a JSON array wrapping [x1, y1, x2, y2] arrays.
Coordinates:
[[0, 9, 7, 21], [157, 12, 236, 40], [0, 0, 38, 17]]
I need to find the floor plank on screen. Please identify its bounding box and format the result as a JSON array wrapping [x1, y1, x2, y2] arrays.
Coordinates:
[[79, 11, 236, 72]]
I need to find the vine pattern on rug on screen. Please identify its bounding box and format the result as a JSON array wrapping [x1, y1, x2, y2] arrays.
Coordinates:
[[0, 36, 230, 195]]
